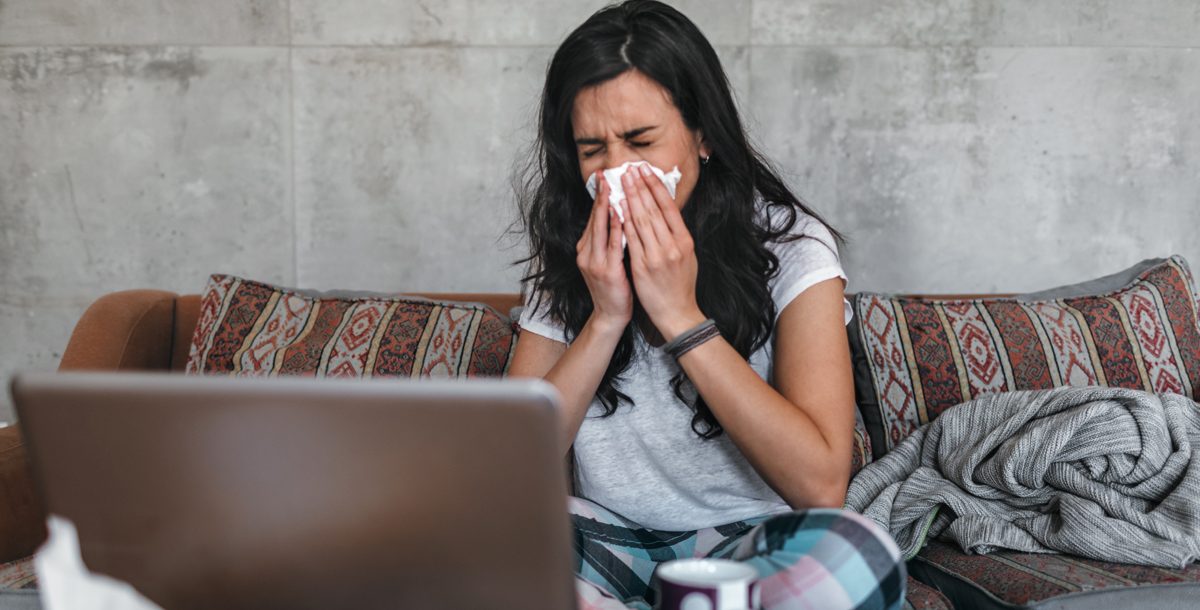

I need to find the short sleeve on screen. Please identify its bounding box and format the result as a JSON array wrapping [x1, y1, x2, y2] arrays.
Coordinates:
[[517, 287, 570, 344], [764, 210, 853, 326]]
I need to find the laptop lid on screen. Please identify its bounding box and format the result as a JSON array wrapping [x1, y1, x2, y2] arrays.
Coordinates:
[[12, 371, 576, 610]]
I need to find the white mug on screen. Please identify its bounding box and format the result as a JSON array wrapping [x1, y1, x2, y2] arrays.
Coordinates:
[[652, 558, 761, 610]]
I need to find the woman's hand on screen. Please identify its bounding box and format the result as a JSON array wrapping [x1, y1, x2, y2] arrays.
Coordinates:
[[621, 164, 707, 341], [576, 171, 633, 334]]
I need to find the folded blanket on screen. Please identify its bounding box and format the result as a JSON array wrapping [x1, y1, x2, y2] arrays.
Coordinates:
[[844, 385, 1200, 568]]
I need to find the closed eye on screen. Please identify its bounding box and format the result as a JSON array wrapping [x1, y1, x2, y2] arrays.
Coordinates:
[[580, 140, 650, 159]]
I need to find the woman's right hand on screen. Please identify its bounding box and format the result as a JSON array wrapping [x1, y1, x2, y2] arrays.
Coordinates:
[[576, 171, 633, 334]]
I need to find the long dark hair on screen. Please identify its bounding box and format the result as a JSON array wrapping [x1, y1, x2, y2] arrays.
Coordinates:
[[514, 0, 843, 439]]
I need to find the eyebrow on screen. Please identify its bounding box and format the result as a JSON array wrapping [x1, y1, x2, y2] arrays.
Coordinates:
[[574, 125, 658, 146]]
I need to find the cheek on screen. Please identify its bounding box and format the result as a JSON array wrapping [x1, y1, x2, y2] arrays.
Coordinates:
[[654, 138, 699, 206], [673, 159, 702, 209], [578, 159, 601, 184]]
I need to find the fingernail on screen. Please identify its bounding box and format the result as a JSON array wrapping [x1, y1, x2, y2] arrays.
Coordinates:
[[639, 164, 651, 176]]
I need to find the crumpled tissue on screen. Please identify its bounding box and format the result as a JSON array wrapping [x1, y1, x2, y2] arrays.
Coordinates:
[[35, 515, 164, 610], [585, 161, 682, 249]]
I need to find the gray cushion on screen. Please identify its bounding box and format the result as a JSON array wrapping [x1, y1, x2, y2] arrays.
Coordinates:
[[1017, 257, 1167, 300]]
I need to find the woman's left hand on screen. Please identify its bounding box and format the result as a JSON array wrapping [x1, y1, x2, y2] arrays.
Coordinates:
[[621, 164, 707, 341]]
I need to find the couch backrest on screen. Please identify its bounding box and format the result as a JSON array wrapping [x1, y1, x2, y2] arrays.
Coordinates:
[[59, 287, 1020, 373], [170, 290, 1019, 370]]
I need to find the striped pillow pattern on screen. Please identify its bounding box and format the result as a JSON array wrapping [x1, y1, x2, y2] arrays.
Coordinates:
[[185, 274, 516, 378], [850, 410, 872, 476], [849, 256, 1200, 458]]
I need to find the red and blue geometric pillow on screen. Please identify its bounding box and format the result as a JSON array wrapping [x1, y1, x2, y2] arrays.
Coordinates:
[[185, 274, 516, 378], [848, 255, 1200, 458]]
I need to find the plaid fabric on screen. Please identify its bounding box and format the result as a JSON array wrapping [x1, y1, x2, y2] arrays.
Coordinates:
[[568, 496, 908, 610]]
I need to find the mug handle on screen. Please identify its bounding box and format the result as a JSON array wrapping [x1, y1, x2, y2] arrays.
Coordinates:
[[749, 580, 762, 610]]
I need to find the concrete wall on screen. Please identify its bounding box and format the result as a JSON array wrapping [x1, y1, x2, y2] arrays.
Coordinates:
[[2, 1, 1198, 421]]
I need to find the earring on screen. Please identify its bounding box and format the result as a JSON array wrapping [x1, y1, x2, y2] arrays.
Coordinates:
[[701, 155, 711, 166]]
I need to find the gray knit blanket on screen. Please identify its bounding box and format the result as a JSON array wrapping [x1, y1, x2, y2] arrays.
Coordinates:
[[844, 386, 1200, 568]]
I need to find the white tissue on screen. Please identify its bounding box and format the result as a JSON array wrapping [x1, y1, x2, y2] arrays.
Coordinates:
[[585, 161, 682, 249], [35, 515, 164, 610]]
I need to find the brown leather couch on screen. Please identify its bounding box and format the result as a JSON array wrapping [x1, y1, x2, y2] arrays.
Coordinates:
[[0, 289, 523, 565]]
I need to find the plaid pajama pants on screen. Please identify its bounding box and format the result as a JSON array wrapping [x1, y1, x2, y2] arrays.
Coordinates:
[[569, 496, 906, 610]]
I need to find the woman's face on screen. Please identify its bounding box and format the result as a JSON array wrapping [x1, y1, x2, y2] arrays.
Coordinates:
[[571, 69, 709, 210]]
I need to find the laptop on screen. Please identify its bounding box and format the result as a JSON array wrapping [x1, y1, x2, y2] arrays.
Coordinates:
[[11, 371, 577, 610]]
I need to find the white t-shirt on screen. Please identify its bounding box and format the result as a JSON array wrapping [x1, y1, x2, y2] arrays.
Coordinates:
[[517, 202, 851, 531]]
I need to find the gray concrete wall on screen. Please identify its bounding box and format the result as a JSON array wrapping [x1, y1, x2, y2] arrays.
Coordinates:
[[2, 1, 1197, 422]]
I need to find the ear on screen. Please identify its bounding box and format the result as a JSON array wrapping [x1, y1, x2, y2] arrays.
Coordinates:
[[694, 130, 711, 159]]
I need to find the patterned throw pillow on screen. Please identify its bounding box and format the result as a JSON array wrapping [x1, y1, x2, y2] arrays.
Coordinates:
[[850, 411, 872, 476], [848, 255, 1200, 458], [185, 274, 517, 377]]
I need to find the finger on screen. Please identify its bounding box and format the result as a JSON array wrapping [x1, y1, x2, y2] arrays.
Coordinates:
[[591, 186, 610, 264], [591, 170, 609, 215], [588, 170, 608, 220], [578, 172, 604, 254], [607, 207, 624, 262], [635, 163, 689, 237], [595, 169, 609, 205], [627, 206, 661, 280], [624, 170, 668, 256], [590, 173, 611, 254], [622, 197, 647, 269]]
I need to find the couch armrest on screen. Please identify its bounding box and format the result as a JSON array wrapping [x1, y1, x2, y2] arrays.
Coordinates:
[[58, 289, 179, 372], [0, 425, 44, 563], [1, 290, 182, 560]]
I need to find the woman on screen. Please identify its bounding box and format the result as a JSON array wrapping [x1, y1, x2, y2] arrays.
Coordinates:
[[509, 2, 905, 609]]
